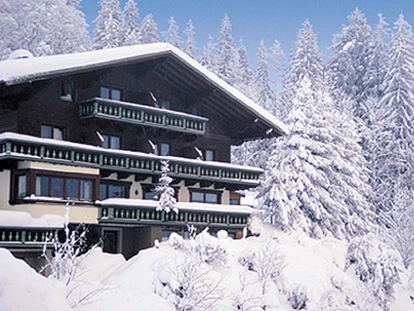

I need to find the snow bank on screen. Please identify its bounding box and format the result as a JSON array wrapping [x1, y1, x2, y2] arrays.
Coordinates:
[[0, 210, 64, 227], [1, 222, 414, 310], [0, 249, 71, 311]]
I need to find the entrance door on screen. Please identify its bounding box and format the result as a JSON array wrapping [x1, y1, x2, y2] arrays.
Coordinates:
[[102, 229, 121, 254]]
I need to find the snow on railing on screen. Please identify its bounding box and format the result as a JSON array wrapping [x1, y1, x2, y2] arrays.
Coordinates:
[[79, 97, 207, 135], [0, 132, 262, 187]]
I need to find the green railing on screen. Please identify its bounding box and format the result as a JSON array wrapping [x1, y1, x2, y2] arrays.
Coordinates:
[[0, 134, 262, 187], [99, 205, 249, 228], [79, 98, 208, 135], [0, 227, 57, 246]]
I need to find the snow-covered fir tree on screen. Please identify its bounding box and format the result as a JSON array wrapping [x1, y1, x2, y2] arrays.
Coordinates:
[[269, 39, 285, 115], [93, 0, 123, 50], [163, 16, 181, 48], [122, 0, 140, 46], [363, 14, 389, 101], [156, 160, 178, 214], [233, 40, 253, 96], [215, 14, 237, 85], [252, 40, 276, 113], [0, 0, 89, 59], [327, 8, 372, 121], [199, 35, 217, 72], [281, 20, 324, 121], [370, 14, 414, 213], [140, 13, 159, 44], [260, 76, 372, 239], [183, 19, 196, 58]]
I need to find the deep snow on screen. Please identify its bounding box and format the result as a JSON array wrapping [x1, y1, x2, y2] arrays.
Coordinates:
[[0, 222, 413, 311]]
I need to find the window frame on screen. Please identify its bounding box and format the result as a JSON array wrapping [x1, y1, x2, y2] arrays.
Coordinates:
[[100, 86, 123, 101], [10, 169, 98, 204], [99, 180, 131, 200], [102, 134, 121, 149], [41, 124, 66, 140], [60, 81, 74, 101], [189, 189, 222, 204], [159, 142, 171, 156], [141, 183, 179, 201]]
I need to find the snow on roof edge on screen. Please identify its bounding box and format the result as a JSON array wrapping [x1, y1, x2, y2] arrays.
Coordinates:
[[0, 132, 263, 173], [0, 43, 287, 135], [97, 198, 256, 214]]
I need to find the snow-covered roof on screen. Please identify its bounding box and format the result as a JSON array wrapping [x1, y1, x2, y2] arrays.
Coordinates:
[[96, 198, 255, 215], [0, 43, 287, 135]]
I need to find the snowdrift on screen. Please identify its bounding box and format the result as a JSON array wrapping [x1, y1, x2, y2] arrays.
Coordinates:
[[1, 224, 413, 311]]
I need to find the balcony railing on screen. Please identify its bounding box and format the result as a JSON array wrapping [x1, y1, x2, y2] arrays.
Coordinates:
[[79, 98, 208, 135], [0, 227, 57, 247], [98, 205, 249, 229], [0, 133, 262, 187]]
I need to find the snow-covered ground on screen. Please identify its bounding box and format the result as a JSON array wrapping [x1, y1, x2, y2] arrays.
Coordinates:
[[0, 220, 413, 311]]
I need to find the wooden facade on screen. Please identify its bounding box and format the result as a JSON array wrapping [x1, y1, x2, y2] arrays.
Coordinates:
[[0, 44, 285, 260]]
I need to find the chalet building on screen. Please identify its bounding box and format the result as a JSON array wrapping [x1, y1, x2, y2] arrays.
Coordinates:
[[0, 43, 286, 262]]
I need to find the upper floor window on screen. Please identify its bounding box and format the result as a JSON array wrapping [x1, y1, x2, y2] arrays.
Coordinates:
[[100, 86, 122, 101], [35, 175, 93, 200], [160, 143, 171, 156], [190, 190, 221, 204], [102, 134, 120, 149], [12, 170, 98, 203], [204, 149, 214, 161], [99, 181, 130, 200], [41, 125, 64, 140], [61, 81, 74, 101]]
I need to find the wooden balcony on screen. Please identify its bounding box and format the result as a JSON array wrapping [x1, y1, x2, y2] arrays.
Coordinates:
[[0, 227, 57, 247], [79, 98, 208, 135], [0, 133, 262, 188], [98, 202, 250, 229]]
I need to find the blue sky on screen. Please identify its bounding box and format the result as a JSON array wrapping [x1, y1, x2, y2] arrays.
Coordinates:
[[81, 0, 414, 61]]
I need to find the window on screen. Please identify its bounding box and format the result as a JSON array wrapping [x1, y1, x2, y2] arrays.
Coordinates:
[[41, 125, 64, 140], [100, 86, 122, 101], [17, 175, 27, 198], [61, 81, 74, 101], [159, 100, 171, 109], [34, 175, 93, 200], [229, 199, 238, 205], [12, 170, 97, 203], [142, 184, 178, 201], [160, 143, 170, 156], [99, 181, 130, 200], [102, 134, 120, 149], [190, 190, 221, 204], [204, 150, 214, 161]]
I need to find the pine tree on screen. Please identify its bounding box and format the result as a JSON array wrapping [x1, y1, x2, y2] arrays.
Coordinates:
[[163, 16, 181, 48], [363, 14, 389, 100], [233, 40, 253, 96], [183, 19, 196, 58], [327, 8, 372, 120], [260, 77, 372, 239], [140, 13, 159, 44], [269, 39, 285, 110], [281, 20, 324, 121], [199, 36, 217, 72], [93, 0, 123, 50], [156, 160, 178, 214], [216, 14, 237, 85], [370, 14, 414, 212], [0, 0, 89, 59], [252, 40, 276, 113], [122, 0, 140, 46]]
